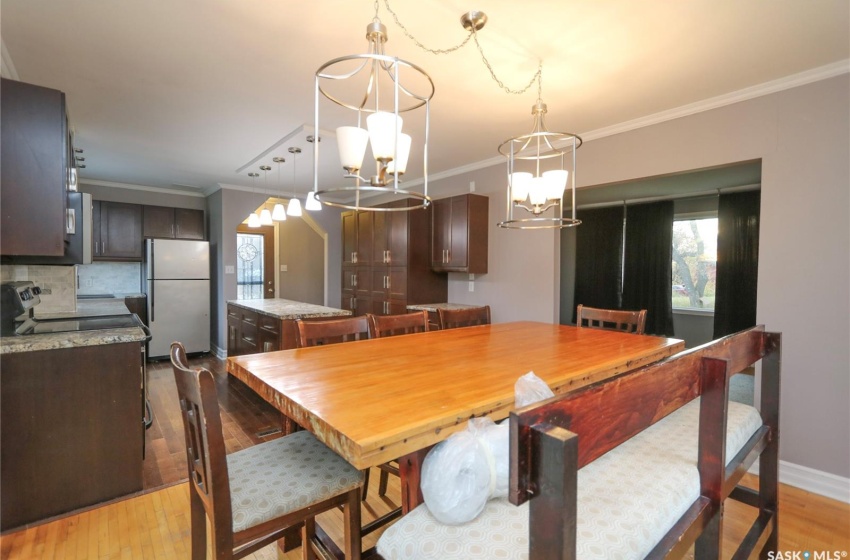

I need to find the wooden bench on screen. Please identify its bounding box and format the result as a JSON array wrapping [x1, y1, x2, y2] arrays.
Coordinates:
[[377, 325, 780, 559]]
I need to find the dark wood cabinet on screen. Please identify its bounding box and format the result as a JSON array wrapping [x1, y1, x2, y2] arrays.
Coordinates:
[[124, 295, 148, 326], [93, 201, 143, 261], [431, 194, 489, 274], [341, 200, 447, 316], [0, 342, 143, 530], [143, 205, 205, 240], [0, 78, 69, 257]]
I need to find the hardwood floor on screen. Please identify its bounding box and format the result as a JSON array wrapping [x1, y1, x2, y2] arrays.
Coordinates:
[[143, 354, 286, 490]]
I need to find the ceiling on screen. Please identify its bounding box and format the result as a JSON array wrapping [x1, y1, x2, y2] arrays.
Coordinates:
[[2, 1, 848, 198]]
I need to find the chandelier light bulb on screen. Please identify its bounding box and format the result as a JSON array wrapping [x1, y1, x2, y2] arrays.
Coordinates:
[[528, 176, 549, 206], [509, 172, 532, 202], [543, 169, 568, 200]]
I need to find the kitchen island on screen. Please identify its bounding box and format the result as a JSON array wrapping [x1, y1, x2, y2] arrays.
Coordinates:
[[226, 298, 351, 356]]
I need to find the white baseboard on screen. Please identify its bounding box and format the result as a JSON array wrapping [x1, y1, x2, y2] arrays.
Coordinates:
[[748, 460, 850, 503], [211, 344, 227, 360]]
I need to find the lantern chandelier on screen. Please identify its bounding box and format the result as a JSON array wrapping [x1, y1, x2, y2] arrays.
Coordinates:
[[312, 1, 435, 212]]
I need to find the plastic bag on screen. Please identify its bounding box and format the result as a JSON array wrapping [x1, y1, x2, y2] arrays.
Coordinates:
[[420, 372, 555, 525], [514, 371, 555, 408]]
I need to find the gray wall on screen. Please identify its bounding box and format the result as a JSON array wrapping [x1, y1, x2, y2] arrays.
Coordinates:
[[575, 75, 849, 478], [427, 75, 849, 479], [277, 217, 324, 305]]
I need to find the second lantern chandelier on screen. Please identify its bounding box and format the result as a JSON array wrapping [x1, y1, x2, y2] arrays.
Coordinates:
[[312, 6, 434, 212]]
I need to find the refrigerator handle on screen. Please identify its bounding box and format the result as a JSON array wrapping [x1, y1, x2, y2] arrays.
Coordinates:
[[149, 240, 154, 323]]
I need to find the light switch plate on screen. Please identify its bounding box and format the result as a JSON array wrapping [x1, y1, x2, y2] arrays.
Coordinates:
[[225, 265, 235, 274], [280, 264, 288, 272], [468, 281, 475, 292]]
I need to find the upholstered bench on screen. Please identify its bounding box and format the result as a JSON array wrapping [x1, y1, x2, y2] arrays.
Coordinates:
[[377, 325, 781, 560], [378, 399, 760, 559]]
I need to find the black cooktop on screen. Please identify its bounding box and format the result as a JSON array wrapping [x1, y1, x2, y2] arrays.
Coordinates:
[[16, 314, 142, 335]]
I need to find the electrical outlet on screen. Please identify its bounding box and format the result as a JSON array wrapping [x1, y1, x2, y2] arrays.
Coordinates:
[[225, 265, 235, 274], [469, 181, 476, 192], [84, 278, 93, 287]]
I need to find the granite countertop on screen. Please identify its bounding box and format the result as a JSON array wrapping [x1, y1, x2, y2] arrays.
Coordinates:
[[1, 299, 146, 354], [406, 303, 483, 312], [228, 298, 352, 320]]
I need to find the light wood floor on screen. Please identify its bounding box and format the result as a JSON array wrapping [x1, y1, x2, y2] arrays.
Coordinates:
[[2, 472, 848, 559]]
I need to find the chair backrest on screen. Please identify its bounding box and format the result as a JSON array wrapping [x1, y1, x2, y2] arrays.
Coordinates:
[[367, 310, 429, 338], [295, 315, 370, 347], [170, 342, 234, 552], [437, 305, 491, 330], [576, 304, 647, 335]]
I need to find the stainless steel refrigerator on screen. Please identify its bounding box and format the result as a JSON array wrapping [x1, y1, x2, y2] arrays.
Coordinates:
[[145, 239, 210, 358]]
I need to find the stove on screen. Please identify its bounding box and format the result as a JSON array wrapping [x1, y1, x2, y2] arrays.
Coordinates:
[[15, 314, 144, 335]]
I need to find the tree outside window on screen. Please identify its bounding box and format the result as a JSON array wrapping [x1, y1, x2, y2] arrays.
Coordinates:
[[672, 217, 717, 310]]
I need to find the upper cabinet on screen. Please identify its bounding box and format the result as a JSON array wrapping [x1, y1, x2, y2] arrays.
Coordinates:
[[431, 194, 489, 274], [143, 206, 205, 240], [93, 201, 143, 261], [0, 78, 70, 257]]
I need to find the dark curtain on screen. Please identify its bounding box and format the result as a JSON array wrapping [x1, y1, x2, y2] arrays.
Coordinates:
[[622, 201, 675, 336], [573, 206, 625, 321], [713, 190, 760, 338]]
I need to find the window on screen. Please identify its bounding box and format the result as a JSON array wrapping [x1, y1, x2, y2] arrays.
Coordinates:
[[236, 233, 264, 299], [671, 216, 717, 311]]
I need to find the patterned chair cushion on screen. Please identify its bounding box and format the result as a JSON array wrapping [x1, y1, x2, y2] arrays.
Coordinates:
[[377, 399, 762, 560], [228, 430, 363, 533]]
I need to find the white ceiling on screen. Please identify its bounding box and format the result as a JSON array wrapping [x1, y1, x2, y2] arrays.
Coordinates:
[[2, 0, 848, 197]]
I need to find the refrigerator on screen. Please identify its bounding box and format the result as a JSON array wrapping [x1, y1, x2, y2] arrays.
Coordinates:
[[145, 239, 210, 358]]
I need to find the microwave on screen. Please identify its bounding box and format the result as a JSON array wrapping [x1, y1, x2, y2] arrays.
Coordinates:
[[2, 192, 92, 266]]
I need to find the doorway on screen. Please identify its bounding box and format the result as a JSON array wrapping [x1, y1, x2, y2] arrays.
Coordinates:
[[236, 224, 275, 299]]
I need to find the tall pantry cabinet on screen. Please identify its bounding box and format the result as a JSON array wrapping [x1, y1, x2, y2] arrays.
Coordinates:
[[341, 200, 446, 316]]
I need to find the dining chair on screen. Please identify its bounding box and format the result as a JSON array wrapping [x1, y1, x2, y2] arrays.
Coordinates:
[[437, 305, 491, 330], [576, 304, 647, 335], [295, 316, 370, 347], [170, 342, 363, 560], [367, 310, 429, 338]]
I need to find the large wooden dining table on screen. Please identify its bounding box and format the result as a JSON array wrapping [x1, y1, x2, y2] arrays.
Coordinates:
[[226, 321, 685, 515]]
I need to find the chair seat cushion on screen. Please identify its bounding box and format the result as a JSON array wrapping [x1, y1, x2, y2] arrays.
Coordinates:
[[228, 430, 363, 533], [377, 399, 762, 560]]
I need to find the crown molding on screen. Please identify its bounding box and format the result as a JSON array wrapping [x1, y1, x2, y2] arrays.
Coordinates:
[[81, 179, 206, 198], [423, 60, 850, 186]]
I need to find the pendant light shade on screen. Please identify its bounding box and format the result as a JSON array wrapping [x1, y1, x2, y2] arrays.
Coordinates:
[[305, 192, 322, 211], [247, 212, 261, 228], [272, 203, 287, 221], [259, 208, 273, 226], [386, 133, 412, 175], [366, 112, 403, 161], [287, 198, 302, 217], [336, 126, 370, 173]]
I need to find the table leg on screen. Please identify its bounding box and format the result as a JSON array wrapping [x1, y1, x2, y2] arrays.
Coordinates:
[[398, 446, 432, 514]]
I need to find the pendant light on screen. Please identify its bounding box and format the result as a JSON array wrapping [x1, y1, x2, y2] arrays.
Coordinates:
[[271, 157, 287, 221], [247, 172, 261, 228], [311, 3, 434, 212], [287, 147, 302, 217], [258, 165, 273, 225]]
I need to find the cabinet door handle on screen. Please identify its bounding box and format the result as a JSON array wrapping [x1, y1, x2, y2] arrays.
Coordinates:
[[263, 342, 273, 352], [352, 251, 358, 263], [353, 274, 357, 287], [386, 276, 390, 290]]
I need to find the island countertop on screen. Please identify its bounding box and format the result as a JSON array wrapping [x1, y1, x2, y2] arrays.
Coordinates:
[[406, 302, 482, 312], [227, 298, 351, 321]]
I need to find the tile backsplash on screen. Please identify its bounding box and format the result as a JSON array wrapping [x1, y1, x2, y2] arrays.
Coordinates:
[[0, 264, 77, 313], [77, 262, 143, 295]]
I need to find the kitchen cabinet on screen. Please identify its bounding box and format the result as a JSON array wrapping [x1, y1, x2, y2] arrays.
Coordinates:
[[227, 304, 258, 356], [431, 194, 489, 274], [93, 201, 143, 261], [341, 200, 447, 316], [0, 342, 143, 530], [0, 78, 70, 257], [143, 205, 205, 240]]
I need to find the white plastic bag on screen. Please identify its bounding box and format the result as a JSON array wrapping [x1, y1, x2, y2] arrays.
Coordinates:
[[420, 372, 555, 525], [514, 371, 555, 408]]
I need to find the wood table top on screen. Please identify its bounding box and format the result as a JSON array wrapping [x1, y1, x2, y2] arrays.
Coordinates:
[[227, 321, 684, 469]]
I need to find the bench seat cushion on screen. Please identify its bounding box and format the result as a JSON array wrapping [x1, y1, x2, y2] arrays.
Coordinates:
[[228, 430, 364, 533], [377, 399, 762, 560]]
